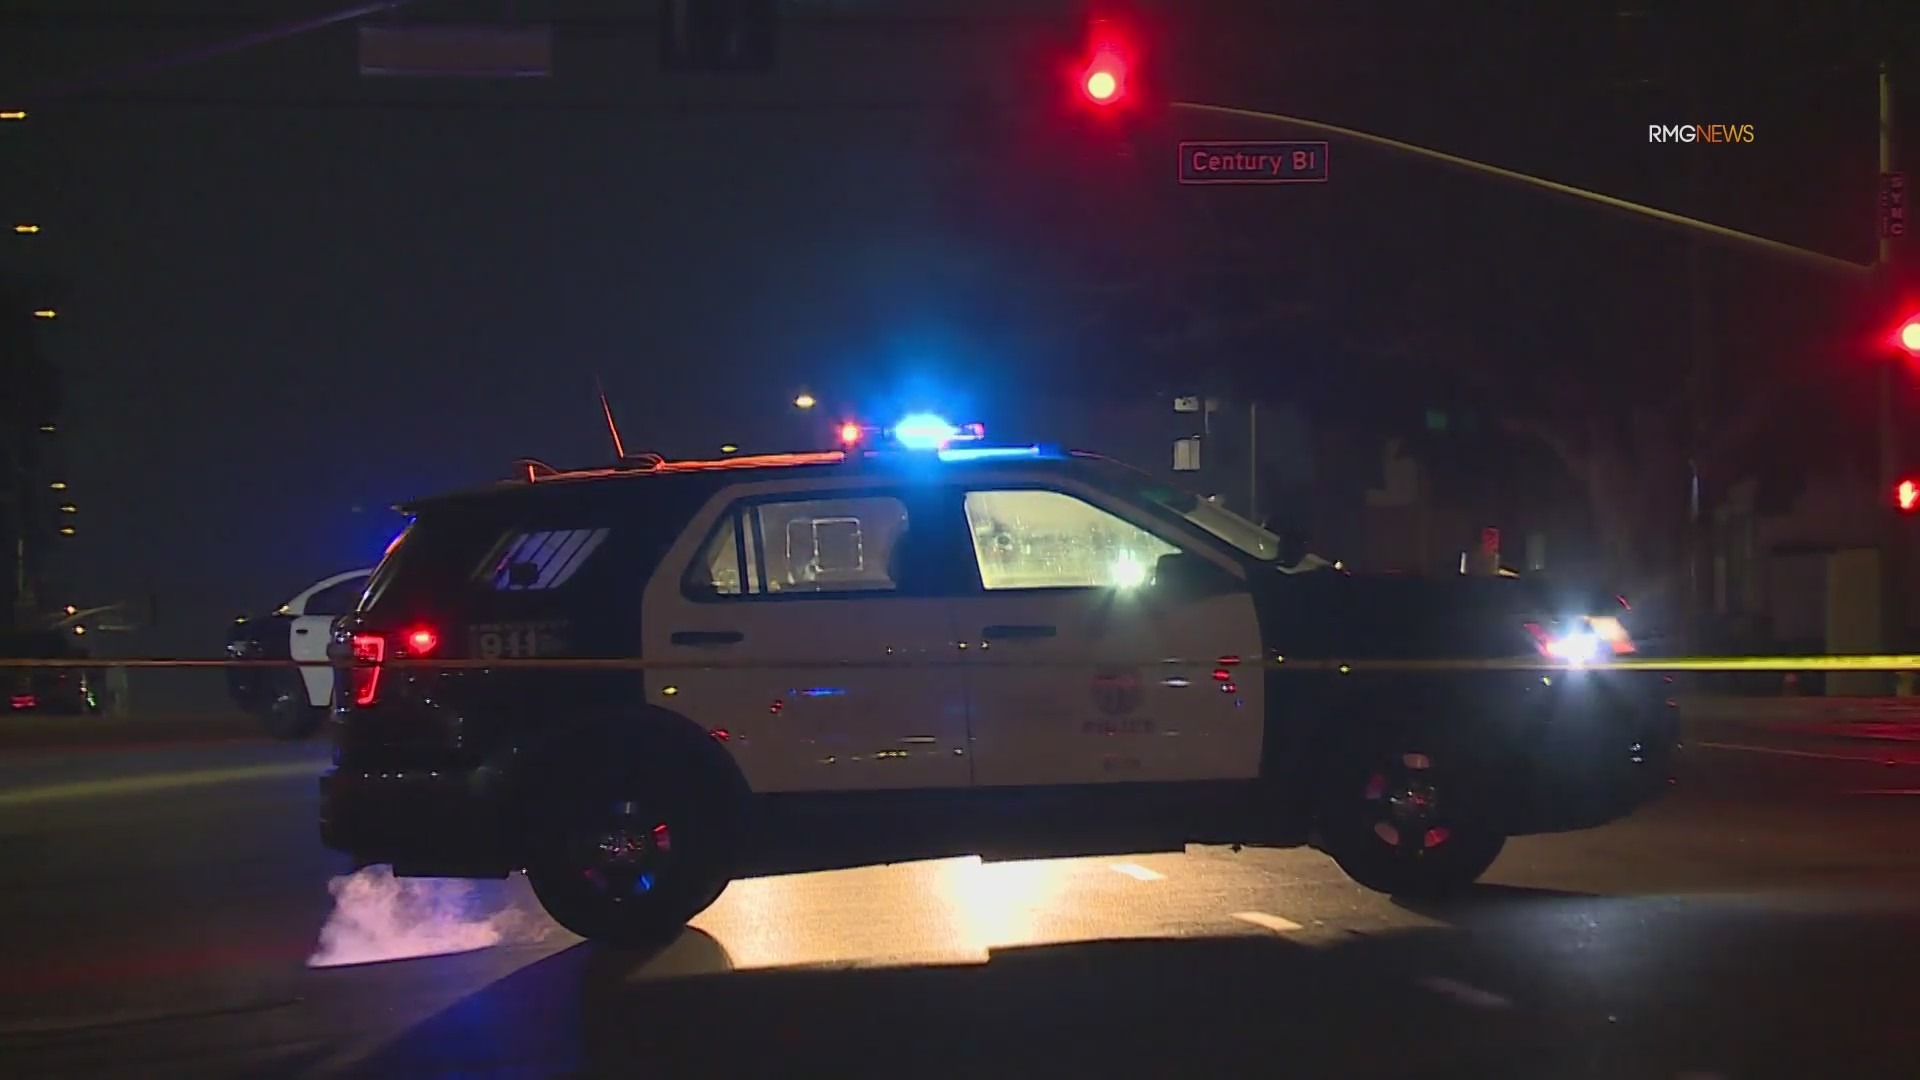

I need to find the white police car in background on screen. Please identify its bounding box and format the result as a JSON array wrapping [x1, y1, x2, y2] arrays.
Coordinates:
[[227, 568, 372, 738], [320, 417, 1676, 945]]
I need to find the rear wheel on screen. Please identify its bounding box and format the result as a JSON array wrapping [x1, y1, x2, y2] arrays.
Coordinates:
[[1321, 746, 1505, 898], [523, 746, 739, 947]]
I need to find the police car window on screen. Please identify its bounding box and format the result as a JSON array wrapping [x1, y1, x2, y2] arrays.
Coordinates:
[[688, 514, 761, 596], [687, 496, 907, 596], [302, 578, 368, 616], [963, 489, 1179, 590], [475, 528, 610, 592]]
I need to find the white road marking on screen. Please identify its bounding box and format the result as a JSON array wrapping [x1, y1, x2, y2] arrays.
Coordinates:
[[1694, 741, 1914, 765], [1109, 862, 1163, 881], [0, 762, 318, 808], [1232, 911, 1303, 933], [1415, 976, 1513, 1010]]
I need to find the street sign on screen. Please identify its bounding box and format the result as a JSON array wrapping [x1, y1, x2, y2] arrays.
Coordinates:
[[1882, 173, 1907, 239], [1179, 141, 1329, 185]]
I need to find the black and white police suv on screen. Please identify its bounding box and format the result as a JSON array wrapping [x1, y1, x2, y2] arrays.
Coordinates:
[[227, 568, 372, 738], [321, 423, 1677, 945]]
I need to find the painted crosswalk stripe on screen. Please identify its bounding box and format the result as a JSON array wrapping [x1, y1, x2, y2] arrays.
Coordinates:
[[1232, 911, 1303, 933], [1110, 862, 1163, 881]]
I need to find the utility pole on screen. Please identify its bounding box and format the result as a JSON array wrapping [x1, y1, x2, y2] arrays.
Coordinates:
[[1876, 60, 1907, 690], [1247, 400, 1259, 523], [1879, 60, 1897, 498], [1684, 75, 1713, 657]]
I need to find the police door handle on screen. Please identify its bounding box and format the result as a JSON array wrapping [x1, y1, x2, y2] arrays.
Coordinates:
[[983, 624, 1056, 641], [672, 630, 745, 646], [294, 627, 310, 635]]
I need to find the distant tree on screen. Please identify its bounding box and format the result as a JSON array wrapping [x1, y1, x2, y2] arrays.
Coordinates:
[[1361, 277, 1806, 621]]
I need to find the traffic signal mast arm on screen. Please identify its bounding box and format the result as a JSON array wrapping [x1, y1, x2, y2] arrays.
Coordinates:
[[1170, 101, 1874, 281]]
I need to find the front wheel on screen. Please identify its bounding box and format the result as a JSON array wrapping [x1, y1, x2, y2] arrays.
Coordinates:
[[259, 671, 322, 740], [523, 755, 738, 947], [1320, 747, 1506, 898]]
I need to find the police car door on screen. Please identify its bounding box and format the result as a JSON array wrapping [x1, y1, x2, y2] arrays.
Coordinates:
[[951, 480, 1263, 787], [642, 478, 970, 793], [287, 570, 372, 707]]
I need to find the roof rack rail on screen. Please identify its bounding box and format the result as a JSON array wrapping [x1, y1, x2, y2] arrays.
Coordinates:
[[614, 452, 666, 473]]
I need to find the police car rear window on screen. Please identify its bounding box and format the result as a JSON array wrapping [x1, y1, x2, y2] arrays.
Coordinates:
[[360, 510, 613, 612], [474, 528, 610, 591]]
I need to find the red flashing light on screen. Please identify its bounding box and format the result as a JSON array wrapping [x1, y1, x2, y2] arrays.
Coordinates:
[[405, 626, 439, 655], [351, 633, 386, 706], [838, 422, 862, 446], [1899, 478, 1920, 513]]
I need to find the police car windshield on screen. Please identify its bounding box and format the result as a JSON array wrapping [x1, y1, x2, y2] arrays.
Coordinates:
[[1083, 459, 1281, 561]]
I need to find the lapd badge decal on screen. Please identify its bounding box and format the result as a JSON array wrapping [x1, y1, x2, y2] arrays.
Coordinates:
[[1090, 666, 1143, 717]]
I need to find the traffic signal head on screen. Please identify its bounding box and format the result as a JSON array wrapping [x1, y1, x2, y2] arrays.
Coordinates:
[[1075, 19, 1134, 109], [1081, 45, 1126, 105], [1899, 478, 1919, 513]]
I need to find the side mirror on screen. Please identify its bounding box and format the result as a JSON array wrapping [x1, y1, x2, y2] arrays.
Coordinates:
[[1152, 552, 1243, 600]]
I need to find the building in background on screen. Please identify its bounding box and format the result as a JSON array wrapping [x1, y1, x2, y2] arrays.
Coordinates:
[[0, 278, 70, 630], [3, 112, 74, 631]]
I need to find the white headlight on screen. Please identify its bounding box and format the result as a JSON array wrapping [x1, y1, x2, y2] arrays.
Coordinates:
[[1546, 631, 1601, 665]]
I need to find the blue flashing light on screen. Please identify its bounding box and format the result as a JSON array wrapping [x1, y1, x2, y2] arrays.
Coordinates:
[[893, 413, 957, 450], [937, 445, 1045, 463]]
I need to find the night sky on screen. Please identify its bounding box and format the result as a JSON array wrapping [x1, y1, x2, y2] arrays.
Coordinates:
[[2, 0, 1915, 668]]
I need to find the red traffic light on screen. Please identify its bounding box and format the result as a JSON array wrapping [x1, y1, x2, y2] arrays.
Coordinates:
[[1898, 314, 1920, 357], [1075, 19, 1133, 108], [1081, 47, 1126, 105], [1899, 478, 1920, 513]]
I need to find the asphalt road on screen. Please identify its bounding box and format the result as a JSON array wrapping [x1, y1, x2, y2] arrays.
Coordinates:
[[1, 730, 1917, 1079]]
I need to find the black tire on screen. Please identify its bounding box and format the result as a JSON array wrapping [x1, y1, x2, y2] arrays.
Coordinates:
[[523, 731, 741, 948], [1320, 744, 1506, 899], [259, 671, 322, 740]]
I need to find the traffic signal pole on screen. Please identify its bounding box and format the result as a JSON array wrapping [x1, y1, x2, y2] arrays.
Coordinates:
[[1169, 101, 1876, 280]]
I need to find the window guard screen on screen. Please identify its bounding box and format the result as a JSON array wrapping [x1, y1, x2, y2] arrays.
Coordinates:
[[476, 528, 610, 591]]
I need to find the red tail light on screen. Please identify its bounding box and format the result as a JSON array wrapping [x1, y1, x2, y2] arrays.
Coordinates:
[[1522, 621, 1552, 657], [351, 633, 386, 706], [404, 626, 438, 655]]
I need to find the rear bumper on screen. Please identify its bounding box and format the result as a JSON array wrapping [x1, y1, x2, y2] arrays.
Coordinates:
[[318, 764, 516, 874]]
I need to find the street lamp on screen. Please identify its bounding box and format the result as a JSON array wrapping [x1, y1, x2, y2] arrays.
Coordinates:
[[793, 393, 816, 410]]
